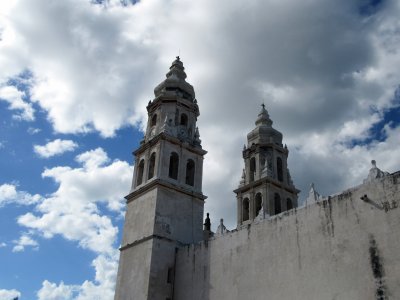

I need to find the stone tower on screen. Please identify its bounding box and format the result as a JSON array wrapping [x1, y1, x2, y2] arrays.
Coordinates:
[[234, 105, 299, 226], [114, 57, 207, 300]]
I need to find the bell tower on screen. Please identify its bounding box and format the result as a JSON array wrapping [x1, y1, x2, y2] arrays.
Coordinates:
[[234, 105, 299, 227], [114, 57, 207, 300]]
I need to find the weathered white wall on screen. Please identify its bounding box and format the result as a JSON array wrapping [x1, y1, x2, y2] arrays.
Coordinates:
[[174, 173, 400, 300], [114, 239, 153, 300]]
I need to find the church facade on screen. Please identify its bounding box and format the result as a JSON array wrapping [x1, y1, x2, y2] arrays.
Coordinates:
[[114, 58, 400, 300]]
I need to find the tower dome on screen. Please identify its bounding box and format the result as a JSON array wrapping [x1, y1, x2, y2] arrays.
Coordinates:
[[153, 56, 195, 101]]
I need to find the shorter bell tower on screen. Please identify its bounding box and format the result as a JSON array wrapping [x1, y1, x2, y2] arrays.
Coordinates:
[[114, 57, 207, 300], [234, 105, 299, 227]]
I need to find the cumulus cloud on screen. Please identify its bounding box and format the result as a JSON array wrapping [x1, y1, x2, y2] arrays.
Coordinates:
[[12, 234, 39, 252], [37, 280, 76, 300], [1, 0, 399, 230], [14, 147, 132, 298], [37, 251, 118, 300], [0, 289, 21, 300], [18, 148, 132, 253], [0, 183, 42, 207], [34, 139, 78, 158], [28, 127, 41, 135], [0, 85, 34, 121]]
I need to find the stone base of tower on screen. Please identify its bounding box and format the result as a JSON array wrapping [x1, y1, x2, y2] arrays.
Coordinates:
[[114, 238, 177, 300], [115, 183, 205, 300], [114, 239, 153, 300]]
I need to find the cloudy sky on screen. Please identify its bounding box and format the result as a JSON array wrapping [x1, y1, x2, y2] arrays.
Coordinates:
[[1, 0, 399, 299]]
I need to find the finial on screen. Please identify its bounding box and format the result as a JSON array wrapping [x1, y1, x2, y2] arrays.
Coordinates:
[[255, 104, 272, 126], [176, 55, 180, 61], [371, 160, 377, 167], [204, 212, 211, 231]]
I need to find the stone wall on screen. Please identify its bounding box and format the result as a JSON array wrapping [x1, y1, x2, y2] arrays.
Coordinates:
[[174, 172, 400, 300]]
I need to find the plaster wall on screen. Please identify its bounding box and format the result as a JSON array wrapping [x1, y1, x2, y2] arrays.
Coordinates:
[[114, 239, 153, 300], [155, 186, 204, 244], [174, 173, 400, 300], [121, 188, 157, 245]]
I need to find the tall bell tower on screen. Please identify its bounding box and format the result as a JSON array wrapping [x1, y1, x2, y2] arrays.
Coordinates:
[[114, 57, 207, 300], [234, 105, 299, 227]]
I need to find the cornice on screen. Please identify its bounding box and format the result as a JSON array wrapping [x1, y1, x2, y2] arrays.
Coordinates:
[[134, 133, 207, 156], [125, 178, 207, 203], [234, 177, 300, 195]]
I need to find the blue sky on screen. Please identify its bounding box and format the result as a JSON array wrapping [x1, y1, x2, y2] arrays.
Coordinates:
[[0, 0, 399, 299]]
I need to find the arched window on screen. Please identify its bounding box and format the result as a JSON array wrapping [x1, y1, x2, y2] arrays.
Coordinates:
[[151, 114, 157, 127], [180, 114, 188, 126], [274, 193, 281, 215], [185, 159, 195, 186], [168, 152, 179, 180], [277, 157, 283, 182], [148, 153, 156, 179], [243, 198, 250, 221], [287, 198, 293, 211], [255, 193, 262, 217], [136, 159, 145, 186], [250, 157, 256, 182]]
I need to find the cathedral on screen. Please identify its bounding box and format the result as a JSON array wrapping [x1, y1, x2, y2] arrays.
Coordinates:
[[114, 58, 400, 300]]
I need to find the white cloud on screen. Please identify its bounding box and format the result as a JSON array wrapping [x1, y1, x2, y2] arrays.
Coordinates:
[[28, 127, 41, 135], [37, 252, 118, 300], [12, 234, 39, 252], [0, 85, 34, 121], [0, 289, 21, 300], [0, 242, 6, 248], [34, 139, 78, 158], [0, 183, 42, 207], [37, 280, 76, 300], [18, 148, 132, 253], [75, 148, 109, 169], [15, 147, 132, 298]]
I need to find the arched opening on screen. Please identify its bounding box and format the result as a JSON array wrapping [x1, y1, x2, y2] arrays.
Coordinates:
[[148, 153, 156, 179], [277, 157, 283, 182], [185, 159, 195, 186], [151, 114, 157, 127], [250, 157, 256, 182], [287, 198, 293, 211], [274, 193, 281, 215], [180, 114, 188, 126], [243, 198, 250, 221], [255, 193, 262, 217], [168, 152, 179, 180], [136, 159, 145, 186]]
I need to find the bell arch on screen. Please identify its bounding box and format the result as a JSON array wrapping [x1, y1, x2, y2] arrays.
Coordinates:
[[274, 193, 281, 215], [136, 159, 145, 186], [255, 193, 262, 217], [168, 152, 179, 180], [185, 159, 195, 186], [148, 152, 156, 179], [243, 198, 250, 221]]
